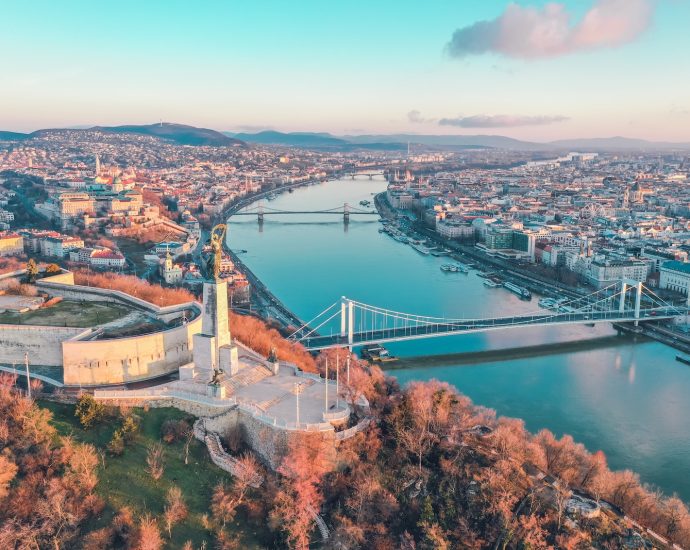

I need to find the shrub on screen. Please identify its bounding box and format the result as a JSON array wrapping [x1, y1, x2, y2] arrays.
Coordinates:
[[75, 393, 106, 429]]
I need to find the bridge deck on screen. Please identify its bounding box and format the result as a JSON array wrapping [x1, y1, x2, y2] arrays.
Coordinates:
[[300, 308, 680, 350]]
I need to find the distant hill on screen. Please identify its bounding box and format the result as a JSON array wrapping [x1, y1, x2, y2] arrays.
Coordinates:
[[546, 136, 690, 151], [94, 123, 245, 147], [0, 131, 30, 141], [227, 130, 406, 151], [344, 133, 536, 150], [3, 123, 689, 151]]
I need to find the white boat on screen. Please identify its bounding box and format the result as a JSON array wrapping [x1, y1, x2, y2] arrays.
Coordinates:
[[410, 242, 430, 255], [503, 282, 532, 299], [539, 298, 557, 309], [483, 280, 501, 288]]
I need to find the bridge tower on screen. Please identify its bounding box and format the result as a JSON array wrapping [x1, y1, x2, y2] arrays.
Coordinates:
[[340, 297, 354, 348], [633, 281, 643, 326], [257, 203, 264, 224], [343, 202, 350, 223]]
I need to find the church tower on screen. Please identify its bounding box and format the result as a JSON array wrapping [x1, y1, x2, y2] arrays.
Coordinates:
[[95, 154, 101, 176]]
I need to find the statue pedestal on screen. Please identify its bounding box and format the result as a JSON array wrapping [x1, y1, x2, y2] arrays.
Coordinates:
[[193, 279, 234, 377], [207, 383, 226, 399], [219, 344, 239, 375], [193, 334, 216, 375], [201, 280, 231, 348]]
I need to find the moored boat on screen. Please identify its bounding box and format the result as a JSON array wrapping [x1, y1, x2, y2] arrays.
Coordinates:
[[503, 281, 532, 300]]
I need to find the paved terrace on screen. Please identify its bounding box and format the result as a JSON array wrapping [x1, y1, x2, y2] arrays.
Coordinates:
[[167, 342, 349, 427]]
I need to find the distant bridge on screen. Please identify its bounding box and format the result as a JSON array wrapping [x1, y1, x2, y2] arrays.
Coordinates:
[[347, 171, 385, 179], [288, 281, 688, 350], [233, 203, 378, 222]]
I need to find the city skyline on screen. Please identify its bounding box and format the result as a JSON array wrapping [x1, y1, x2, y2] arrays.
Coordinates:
[[2, 0, 690, 141]]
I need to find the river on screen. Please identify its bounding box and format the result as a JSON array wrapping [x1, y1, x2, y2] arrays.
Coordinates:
[[228, 176, 690, 501]]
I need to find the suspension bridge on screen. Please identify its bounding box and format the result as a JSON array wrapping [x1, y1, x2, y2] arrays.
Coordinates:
[[288, 281, 688, 350], [232, 203, 378, 222]]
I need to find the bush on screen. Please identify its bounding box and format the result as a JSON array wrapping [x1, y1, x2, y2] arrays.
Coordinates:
[[75, 394, 106, 429], [161, 418, 191, 444]]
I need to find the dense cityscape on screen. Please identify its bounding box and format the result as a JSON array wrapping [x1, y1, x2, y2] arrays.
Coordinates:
[[3, 0, 690, 549]]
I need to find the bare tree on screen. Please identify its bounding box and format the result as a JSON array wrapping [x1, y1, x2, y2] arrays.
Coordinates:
[[146, 442, 165, 481]]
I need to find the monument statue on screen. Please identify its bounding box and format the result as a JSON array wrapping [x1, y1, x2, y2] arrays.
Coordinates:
[[210, 368, 223, 386], [204, 224, 227, 281]]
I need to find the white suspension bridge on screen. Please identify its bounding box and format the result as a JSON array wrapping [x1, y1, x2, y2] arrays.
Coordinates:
[[288, 281, 688, 350]]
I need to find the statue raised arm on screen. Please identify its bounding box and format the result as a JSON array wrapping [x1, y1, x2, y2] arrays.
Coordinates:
[[204, 223, 227, 281]]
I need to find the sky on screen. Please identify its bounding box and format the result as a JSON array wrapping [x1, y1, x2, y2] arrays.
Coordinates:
[[1, 0, 690, 141]]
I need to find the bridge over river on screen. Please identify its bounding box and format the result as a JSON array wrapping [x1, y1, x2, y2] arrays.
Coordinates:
[[289, 281, 687, 350]]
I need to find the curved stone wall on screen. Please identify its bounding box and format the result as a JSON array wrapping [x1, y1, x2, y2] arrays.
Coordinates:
[[0, 276, 203, 386], [62, 315, 202, 386]]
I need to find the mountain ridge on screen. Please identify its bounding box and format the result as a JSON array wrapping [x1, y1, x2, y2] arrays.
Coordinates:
[[1, 123, 688, 151]]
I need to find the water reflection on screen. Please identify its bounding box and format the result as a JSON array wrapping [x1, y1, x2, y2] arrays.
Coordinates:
[[229, 177, 690, 502]]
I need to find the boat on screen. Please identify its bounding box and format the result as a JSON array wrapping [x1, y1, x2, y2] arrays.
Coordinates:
[[288, 188, 294, 193], [539, 298, 557, 309], [676, 355, 690, 366], [503, 281, 532, 300], [410, 242, 430, 255], [440, 264, 454, 272], [483, 280, 501, 288], [361, 344, 397, 363], [359, 200, 371, 206], [454, 263, 470, 273]]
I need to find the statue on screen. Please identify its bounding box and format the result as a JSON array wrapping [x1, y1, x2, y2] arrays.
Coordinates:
[[204, 224, 227, 281], [210, 368, 223, 385]]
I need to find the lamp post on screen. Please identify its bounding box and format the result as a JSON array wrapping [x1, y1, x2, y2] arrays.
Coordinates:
[[24, 352, 31, 400], [294, 382, 301, 428], [336, 352, 339, 408], [324, 358, 329, 411]]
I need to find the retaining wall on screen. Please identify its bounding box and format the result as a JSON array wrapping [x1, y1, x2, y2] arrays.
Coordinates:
[[62, 316, 202, 385], [0, 324, 88, 365]]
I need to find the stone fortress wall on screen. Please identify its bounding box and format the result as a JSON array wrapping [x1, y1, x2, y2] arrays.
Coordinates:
[[0, 271, 203, 385]]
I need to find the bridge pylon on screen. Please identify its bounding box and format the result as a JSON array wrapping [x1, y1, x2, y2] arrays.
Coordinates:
[[343, 202, 350, 223], [257, 203, 264, 223], [340, 297, 354, 347]]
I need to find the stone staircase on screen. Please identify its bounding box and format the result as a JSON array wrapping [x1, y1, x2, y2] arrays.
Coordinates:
[[224, 364, 273, 394], [203, 432, 262, 488]]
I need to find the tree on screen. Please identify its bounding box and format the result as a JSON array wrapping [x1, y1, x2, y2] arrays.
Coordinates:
[[25, 258, 38, 282], [163, 486, 187, 538], [0, 455, 17, 499], [74, 393, 106, 429], [45, 263, 61, 274], [146, 442, 165, 481], [135, 514, 163, 550], [271, 435, 331, 549]]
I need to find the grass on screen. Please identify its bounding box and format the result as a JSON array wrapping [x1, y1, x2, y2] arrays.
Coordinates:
[[42, 401, 265, 549], [0, 300, 130, 327]]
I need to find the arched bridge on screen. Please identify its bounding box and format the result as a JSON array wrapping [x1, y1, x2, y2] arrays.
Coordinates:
[[288, 281, 687, 350]]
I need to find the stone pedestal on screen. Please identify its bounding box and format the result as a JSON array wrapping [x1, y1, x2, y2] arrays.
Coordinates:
[[206, 384, 226, 399], [179, 364, 196, 380], [193, 333, 216, 376], [219, 344, 239, 374], [202, 280, 231, 349]]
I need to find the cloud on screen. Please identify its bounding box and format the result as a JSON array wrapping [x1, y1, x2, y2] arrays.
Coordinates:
[[408, 110, 435, 124], [446, 0, 655, 59], [439, 114, 569, 128]]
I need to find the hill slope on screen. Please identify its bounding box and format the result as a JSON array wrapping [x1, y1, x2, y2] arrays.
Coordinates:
[[95, 123, 245, 146]]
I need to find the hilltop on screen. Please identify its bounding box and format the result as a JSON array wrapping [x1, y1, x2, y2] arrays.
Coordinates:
[[0, 123, 246, 147], [92, 123, 246, 147]]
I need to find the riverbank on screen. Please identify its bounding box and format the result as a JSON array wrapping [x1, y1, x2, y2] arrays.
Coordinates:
[[227, 176, 690, 502], [388, 334, 641, 370]]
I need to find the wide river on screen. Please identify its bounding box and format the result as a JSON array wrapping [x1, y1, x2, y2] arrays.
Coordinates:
[[229, 176, 690, 501]]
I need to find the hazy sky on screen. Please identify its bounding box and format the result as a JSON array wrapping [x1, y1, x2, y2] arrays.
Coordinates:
[[2, 0, 689, 140]]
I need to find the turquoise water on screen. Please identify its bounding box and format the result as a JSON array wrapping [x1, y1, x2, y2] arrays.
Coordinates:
[[229, 177, 690, 501]]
